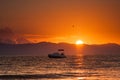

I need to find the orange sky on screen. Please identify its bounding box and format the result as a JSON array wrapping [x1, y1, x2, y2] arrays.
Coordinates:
[[0, 0, 120, 44]]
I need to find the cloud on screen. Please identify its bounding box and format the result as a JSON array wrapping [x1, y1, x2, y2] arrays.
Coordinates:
[[0, 27, 31, 44]]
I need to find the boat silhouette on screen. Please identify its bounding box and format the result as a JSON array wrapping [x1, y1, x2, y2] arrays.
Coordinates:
[[48, 49, 66, 58]]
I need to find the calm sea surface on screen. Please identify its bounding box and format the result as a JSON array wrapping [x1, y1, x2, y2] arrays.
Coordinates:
[[0, 55, 120, 80]]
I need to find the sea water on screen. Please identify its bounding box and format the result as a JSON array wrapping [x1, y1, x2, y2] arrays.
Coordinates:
[[0, 55, 120, 80]]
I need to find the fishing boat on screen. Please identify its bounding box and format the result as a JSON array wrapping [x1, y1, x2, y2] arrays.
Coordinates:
[[48, 49, 66, 58]]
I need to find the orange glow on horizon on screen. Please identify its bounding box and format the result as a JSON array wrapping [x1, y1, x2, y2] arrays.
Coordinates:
[[23, 33, 120, 45], [75, 40, 84, 45], [24, 34, 86, 44]]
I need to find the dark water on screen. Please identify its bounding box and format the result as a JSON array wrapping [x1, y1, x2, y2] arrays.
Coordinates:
[[0, 55, 120, 80]]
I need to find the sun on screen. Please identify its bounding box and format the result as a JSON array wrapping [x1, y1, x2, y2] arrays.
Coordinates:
[[75, 40, 84, 45]]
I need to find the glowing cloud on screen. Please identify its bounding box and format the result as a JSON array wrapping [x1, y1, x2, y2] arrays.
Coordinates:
[[0, 27, 31, 44]]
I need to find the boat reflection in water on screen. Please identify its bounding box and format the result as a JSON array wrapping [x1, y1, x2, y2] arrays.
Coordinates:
[[48, 49, 66, 58]]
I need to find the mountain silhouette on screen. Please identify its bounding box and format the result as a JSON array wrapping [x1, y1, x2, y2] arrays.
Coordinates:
[[0, 42, 120, 56]]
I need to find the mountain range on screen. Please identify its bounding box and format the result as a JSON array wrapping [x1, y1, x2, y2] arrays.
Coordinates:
[[0, 42, 120, 56]]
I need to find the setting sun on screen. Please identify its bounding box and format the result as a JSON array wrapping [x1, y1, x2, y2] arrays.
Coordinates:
[[75, 40, 84, 45]]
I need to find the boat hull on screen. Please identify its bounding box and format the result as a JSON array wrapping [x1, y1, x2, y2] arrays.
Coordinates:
[[48, 54, 66, 58]]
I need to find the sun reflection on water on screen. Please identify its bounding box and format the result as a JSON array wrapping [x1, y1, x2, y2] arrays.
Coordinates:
[[0, 55, 120, 80]]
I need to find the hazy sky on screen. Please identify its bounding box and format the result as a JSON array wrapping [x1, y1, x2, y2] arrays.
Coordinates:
[[0, 0, 120, 44]]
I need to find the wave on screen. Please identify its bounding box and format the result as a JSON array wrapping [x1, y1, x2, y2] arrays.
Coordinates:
[[0, 74, 65, 79], [0, 72, 100, 79]]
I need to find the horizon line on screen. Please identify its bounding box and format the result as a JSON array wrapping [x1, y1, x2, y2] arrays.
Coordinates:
[[0, 41, 119, 45]]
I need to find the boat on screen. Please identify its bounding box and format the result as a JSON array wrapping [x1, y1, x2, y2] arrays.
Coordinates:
[[48, 49, 66, 58]]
